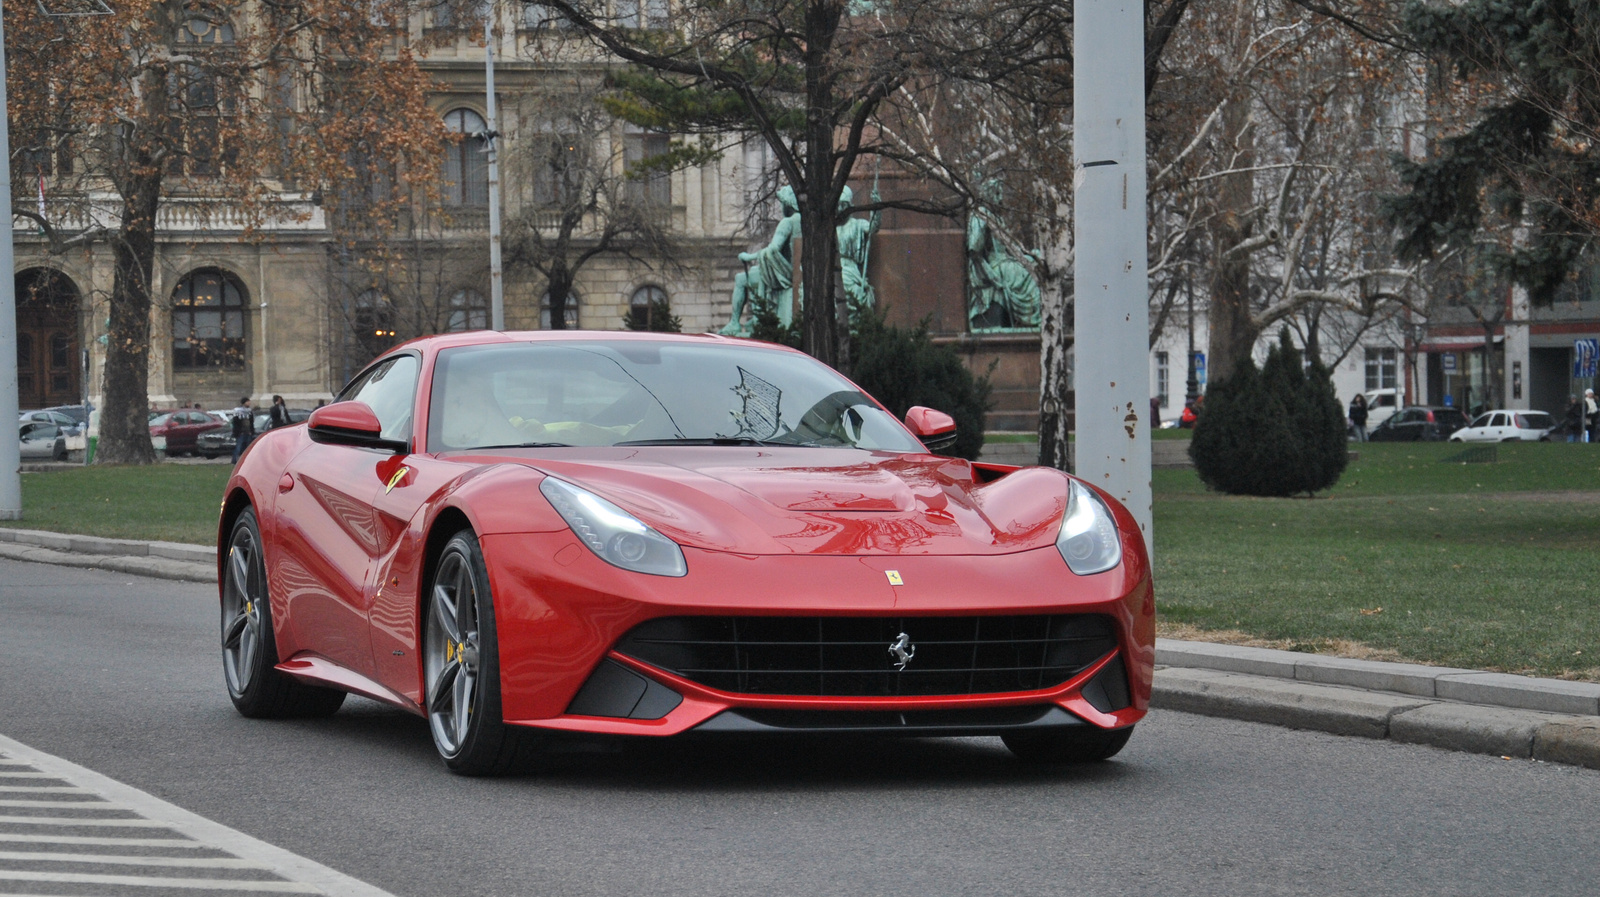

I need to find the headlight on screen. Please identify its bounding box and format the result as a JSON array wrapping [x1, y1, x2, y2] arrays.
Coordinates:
[[539, 477, 687, 577], [1056, 480, 1122, 575]]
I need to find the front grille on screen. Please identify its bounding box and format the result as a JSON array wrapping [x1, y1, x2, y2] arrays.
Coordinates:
[[615, 615, 1118, 697]]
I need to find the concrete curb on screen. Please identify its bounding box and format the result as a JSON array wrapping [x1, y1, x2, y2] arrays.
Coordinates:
[[1154, 641, 1600, 771], [0, 528, 214, 583], [1156, 639, 1600, 716]]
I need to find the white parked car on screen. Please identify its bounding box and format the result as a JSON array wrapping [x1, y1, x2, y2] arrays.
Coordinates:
[[1448, 409, 1557, 443], [1363, 388, 1401, 429]]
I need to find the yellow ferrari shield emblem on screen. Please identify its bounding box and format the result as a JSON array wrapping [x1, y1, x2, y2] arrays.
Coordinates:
[[885, 570, 904, 586]]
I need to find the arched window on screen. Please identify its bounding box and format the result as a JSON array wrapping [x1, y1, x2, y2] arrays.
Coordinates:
[[171, 14, 237, 177], [446, 288, 489, 332], [172, 269, 248, 370], [353, 289, 397, 361], [443, 108, 489, 207], [540, 291, 579, 329], [626, 285, 675, 331]]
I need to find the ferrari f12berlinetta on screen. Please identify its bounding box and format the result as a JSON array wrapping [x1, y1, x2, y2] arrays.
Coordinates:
[[219, 331, 1153, 774]]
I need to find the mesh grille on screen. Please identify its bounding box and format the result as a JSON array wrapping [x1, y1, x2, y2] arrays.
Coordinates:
[[615, 615, 1118, 697]]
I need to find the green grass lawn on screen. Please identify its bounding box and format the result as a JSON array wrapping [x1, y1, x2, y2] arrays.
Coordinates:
[[1155, 441, 1600, 679], [7, 443, 1599, 678], [2, 464, 230, 545]]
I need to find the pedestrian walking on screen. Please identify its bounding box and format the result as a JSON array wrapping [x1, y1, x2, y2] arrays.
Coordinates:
[[1563, 395, 1584, 443], [1348, 393, 1369, 442], [230, 397, 255, 464], [267, 395, 290, 430], [1587, 389, 1599, 443]]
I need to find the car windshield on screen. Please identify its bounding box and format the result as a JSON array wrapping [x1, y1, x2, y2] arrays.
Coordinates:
[[150, 413, 175, 426], [427, 341, 925, 453]]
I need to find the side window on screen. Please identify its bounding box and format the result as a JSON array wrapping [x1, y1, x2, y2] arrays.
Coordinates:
[[344, 354, 421, 443], [1489, 413, 1508, 427], [1470, 414, 1490, 428]]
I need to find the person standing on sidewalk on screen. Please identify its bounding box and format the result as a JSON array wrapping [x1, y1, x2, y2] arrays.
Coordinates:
[[1348, 393, 1369, 442], [266, 395, 290, 431], [1586, 389, 1599, 443], [230, 398, 255, 464]]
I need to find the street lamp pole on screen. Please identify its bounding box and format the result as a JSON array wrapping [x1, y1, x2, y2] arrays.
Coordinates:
[[485, 7, 504, 331], [1, 10, 23, 519], [1073, 1, 1151, 553], [1184, 277, 1199, 408]]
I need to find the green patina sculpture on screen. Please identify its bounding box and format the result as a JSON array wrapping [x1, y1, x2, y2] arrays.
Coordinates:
[[966, 183, 1041, 330], [836, 185, 881, 317], [721, 185, 800, 337]]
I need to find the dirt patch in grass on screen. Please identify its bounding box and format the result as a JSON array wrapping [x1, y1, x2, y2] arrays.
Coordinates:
[[1156, 621, 1411, 663]]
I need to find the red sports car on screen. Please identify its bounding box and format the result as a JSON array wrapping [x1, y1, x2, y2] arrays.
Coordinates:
[[218, 331, 1153, 774]]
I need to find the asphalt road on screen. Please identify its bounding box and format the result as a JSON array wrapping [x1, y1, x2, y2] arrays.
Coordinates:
[[2, 556, 1598, 897]]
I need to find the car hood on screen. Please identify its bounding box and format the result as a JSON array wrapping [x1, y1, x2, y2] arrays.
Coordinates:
[[476, 447, 1070, 556]]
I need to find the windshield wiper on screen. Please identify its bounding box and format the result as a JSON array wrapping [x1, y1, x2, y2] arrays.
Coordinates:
[[616, 436, 802, 447], [468, 442, 573, 450]]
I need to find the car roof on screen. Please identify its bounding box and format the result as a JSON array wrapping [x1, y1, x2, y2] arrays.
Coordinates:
[[384, 329, 799, 356]]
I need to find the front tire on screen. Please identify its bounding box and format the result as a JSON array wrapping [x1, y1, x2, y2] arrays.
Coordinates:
[[424, 530, 536, 775], [222, 509, 346, 718], [1003, 725, 1134, 764]]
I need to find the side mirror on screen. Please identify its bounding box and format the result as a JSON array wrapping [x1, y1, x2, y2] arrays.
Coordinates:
[[307, 402, 407, 453], [904, 406, 958, 453]]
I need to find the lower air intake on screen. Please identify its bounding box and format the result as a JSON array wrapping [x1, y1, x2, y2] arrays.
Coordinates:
[[615, 614, 1118, 697]]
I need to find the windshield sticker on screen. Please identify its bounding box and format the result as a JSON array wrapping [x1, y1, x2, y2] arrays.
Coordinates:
[[726, 366, 783, 439]]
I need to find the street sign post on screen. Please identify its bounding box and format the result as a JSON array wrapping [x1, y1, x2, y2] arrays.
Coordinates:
[[1442, 353, 1457, 374]]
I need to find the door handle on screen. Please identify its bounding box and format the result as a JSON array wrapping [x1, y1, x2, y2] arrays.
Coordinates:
[[279, 473, 295, 493]]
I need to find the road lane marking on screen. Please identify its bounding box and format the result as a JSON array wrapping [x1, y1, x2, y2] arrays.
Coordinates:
[[0, 798, 114, 807], [0, 850, 263, 868], [0, 735, 398, 897], [0, 833, 210, 847], [0, 815, 167, 827], [0, 870, 323, 892]]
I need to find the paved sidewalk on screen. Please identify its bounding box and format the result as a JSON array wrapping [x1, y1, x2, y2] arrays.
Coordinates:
[[2, 525, 1596, 769]]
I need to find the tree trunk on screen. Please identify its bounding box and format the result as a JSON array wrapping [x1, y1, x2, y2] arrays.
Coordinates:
[[798, 0, 841, 368], [1038, 267, 1073, 472], [96, 181, 161, 465], [1205, 95, 1259, 385], [546, 262, 573, 331]]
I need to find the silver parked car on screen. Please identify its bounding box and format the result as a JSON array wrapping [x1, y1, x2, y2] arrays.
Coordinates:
[[19, 422, 68, 461]]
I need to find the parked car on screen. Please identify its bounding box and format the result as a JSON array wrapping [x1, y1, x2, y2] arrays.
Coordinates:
[[218, 332, 1150, 774], [1363, 388, 1401, 429], [1449, 409, 1557, 443], [42, 404, 91, 429], [149, 409, 226, 456], [1368, 406, 1471, 442], [197, 409, 311, 458], [18, 421, 68, 461], [19, 409, 82, 436]]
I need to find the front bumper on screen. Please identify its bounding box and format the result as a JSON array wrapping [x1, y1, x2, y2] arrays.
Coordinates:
[[481, 532, 1155, 738]]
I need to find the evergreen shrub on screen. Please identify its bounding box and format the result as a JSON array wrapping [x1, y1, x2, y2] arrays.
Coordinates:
[[848, 306, 992, 460], [1189, 329, 1348, 496]]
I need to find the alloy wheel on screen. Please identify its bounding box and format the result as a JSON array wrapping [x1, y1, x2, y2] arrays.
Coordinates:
[[425, 549, 482, 758], [221, 525, 264, 697]]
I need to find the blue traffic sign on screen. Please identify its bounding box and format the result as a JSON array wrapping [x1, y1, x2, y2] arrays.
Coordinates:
[[1577, 339, 1600, 379], [1194, 352, 1207, 386]]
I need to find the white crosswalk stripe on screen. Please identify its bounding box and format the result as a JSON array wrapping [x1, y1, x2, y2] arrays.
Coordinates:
[[0, 734, 397, 897]]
